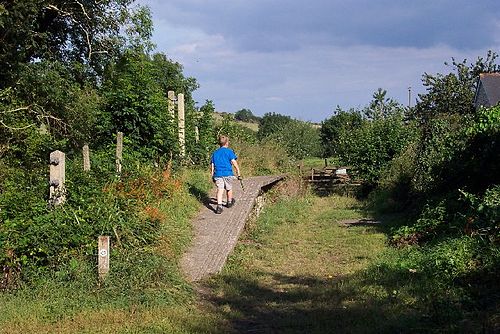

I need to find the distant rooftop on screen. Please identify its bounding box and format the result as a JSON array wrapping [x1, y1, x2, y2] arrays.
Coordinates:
[[475, 73, 500, 109]]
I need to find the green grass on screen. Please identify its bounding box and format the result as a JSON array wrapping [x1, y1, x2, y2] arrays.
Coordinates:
[[202, 191, 499, 333], [205, 194, 397, 333], [0, 168, 224, 334], [1, 174, 497, 333]]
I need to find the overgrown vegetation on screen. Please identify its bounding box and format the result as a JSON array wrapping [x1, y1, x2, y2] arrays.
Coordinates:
[[320, 51, 500, 331], [1, 0, 498, 332]]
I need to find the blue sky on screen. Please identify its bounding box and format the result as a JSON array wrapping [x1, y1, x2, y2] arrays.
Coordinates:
[[135, 0, 500, 122]]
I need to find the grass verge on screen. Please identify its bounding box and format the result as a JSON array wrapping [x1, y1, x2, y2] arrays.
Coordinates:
[[0, 167, 224, 334]]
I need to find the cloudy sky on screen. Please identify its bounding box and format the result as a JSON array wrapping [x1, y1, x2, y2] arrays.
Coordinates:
[[135, 0, 500, 122]]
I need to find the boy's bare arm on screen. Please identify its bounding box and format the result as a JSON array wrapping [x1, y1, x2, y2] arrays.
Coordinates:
[[231, 159, 241, 177], [210, 163, 215, 178]]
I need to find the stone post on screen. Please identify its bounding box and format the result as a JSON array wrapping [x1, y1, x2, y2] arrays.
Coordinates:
[[49, 150, 66, 206], [195, 126, 199, 143], [83, 144, 90, 172], [98, 236, 110, 280], [177, 93, 185, 158], [167, 90, 176, 121], [116, 132, 123, 174]]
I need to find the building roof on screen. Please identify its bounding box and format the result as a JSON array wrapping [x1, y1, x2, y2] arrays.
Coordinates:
[[475, 73, 500, 108]]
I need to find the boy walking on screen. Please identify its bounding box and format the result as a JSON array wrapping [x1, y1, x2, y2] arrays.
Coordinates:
[[210, 135, 241, 214]]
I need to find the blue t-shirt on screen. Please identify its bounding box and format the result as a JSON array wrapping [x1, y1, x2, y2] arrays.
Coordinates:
[[211, 147, 237, 177]]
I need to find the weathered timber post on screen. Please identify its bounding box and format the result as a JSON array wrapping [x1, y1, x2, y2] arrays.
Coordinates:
[[116, 132, 123, 174], [83, 144, 90, 172], [177, 93, 185, 158], [167, 90, 176, 121], [98, 236, 110, 280], [49, 150, 66, 206]]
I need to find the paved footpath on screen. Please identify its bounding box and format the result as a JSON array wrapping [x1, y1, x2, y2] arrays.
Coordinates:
[[181, 175, 284, 282]]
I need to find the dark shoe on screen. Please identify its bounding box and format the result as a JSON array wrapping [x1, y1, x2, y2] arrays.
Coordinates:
[[227, 198, 236, 208], [215, 205, 223, 214]]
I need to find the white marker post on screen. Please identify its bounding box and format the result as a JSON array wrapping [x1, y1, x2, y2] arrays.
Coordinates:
[[98, 236, 110, 280]]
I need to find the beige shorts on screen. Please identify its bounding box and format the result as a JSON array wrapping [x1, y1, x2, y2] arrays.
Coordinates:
[[214, 176, 234, 190]]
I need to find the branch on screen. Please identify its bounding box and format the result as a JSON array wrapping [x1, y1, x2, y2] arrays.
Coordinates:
[[45, 4, 93, 60], [74, 0, 91, 21], [0, 120, 35, 131], [0, 106, 31, 114]]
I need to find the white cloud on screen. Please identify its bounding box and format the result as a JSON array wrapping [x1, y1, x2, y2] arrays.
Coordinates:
[[136, 0, 500, 121]]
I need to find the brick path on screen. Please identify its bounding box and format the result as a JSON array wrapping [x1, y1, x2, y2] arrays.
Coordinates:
[[181, 175, 284, 282]]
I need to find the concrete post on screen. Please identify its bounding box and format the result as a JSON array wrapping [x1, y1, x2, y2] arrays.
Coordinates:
[[116, 132, 123, 174], [83, 144, 90, 172], [167, 90, 176, 120], [49, 150, 66, 206], [177, 93, 185, 158], [98, 236, 110, 280]]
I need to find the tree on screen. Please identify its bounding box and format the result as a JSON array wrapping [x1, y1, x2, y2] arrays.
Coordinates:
[[235, 108, 255, 122], [414, 51, 500, 123], [411, 51, 500, 192], [0, 0, 145, 87], [364, 88, 402, 120], [258, 112, 293, 139], [320, 107, 363, 157]]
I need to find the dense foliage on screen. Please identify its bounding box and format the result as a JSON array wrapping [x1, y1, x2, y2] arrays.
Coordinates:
[[258, 112, 321, 160], [234, 108, 260, 123], [321, 90, 416, 185], [0, 0, 216, 289], [320, 53, 500, 328]]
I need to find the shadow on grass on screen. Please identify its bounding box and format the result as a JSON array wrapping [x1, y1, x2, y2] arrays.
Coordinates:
[[204, 267, 499, 334], [187, 183, 217, 213]]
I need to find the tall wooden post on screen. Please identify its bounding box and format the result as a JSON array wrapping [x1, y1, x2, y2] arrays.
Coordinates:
[[49, 150, 66, 206], [167, 90, 176, 121], [177, 93, 185, 158], [98, 236, 110, 280], [116, 132, 123, 174], [83, 144, 90, 172]]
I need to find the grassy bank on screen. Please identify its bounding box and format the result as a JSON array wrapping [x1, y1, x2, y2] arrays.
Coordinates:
[[1, 171, 497, 333], [0, 168, 222, 334]]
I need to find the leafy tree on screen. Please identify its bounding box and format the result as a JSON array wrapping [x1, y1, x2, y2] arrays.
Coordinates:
[[270, 120, 321, 159], [258, 112, 293, 139], [188, 100, 216, 163], [320, 107, 363, 157], [338, 112, 416, 186], [235, 108, 259, 122], [414, 51, 500, 123], [102, 50, 174, 158], [411, 51, 500, 192], [0, 0, 144, 87], [363, 88, 402, 120], [216, 113, 257, 145]]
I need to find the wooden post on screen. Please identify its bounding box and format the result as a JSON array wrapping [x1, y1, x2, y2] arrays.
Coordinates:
[[98, 236, 110, 280], [116, 132, 123, 174], [311, 168, 314, 181], [83, 144, 90, 172], [167, 90, 176, 121], [177, 93, 185, 158], [49, 150, 66, 206]]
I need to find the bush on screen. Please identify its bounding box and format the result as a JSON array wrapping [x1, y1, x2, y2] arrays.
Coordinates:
[[338, 113, 417, 186], [0, 149, 190, 288]]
